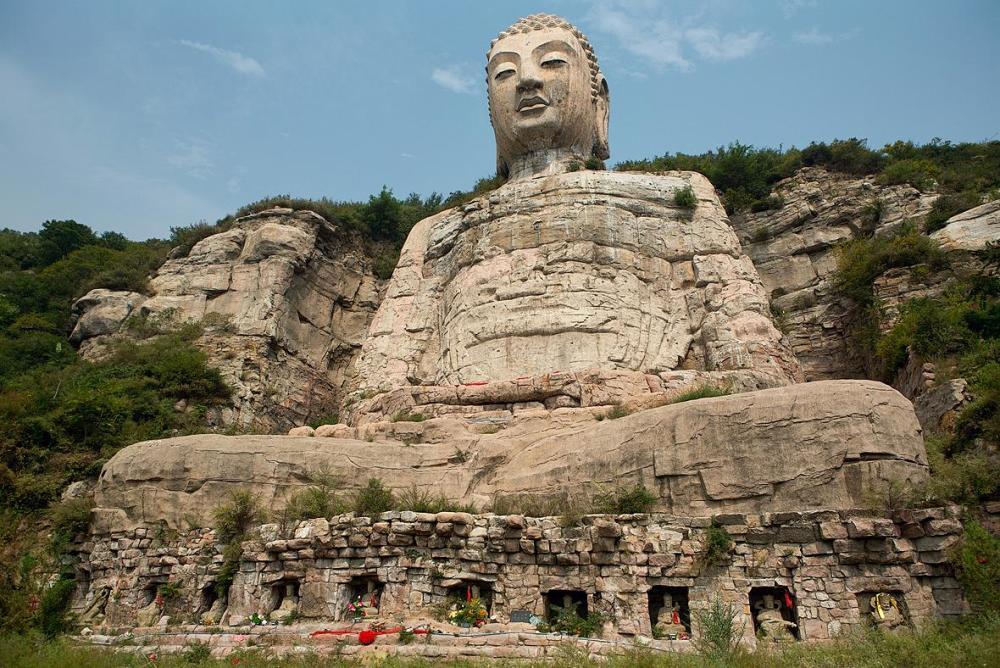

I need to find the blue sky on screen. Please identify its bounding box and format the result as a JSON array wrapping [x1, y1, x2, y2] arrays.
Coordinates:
[[1, 1, 998, 240]]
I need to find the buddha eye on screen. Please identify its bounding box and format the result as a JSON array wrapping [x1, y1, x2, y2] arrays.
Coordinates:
[[494, 68, 515, 81], [541, 56, 567, 68]]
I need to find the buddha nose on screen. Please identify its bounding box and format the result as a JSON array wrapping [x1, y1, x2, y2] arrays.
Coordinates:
[[517, 63, 543, 92]]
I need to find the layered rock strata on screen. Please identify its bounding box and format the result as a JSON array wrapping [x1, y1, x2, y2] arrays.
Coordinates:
[[349, 170, 801, 422], [73, 505, 966, 643], [730, 167, 938, 380], [95, 380, 927, 528], [70, 208, 381, 431]]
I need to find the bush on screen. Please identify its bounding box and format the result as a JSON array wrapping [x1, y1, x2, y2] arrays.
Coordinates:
[[594, 484, 657, 514], [605, 404, 630, 420], [352, 478, 395, 517], [213, 490, 263, 544], [391, 411, 426, 423], [48, 497, 93, 547], [673, 185, 697, 209], [394, 485, 474, 514], [702, 521, 734, 566], [834, 224, 946, 307], [545, 604, 605, 637], [672, 386, 730, 404], [749, 195, 784, 213], [952, 520, 1000, 614], [282, 478, 345, 524], [876, 159, 939, 190], [38, 577, 76, 638], [925, 191, 982, 233], [584, 157, 603, 170], [693, 596, 744, 661], [181, 641, 212, 664]]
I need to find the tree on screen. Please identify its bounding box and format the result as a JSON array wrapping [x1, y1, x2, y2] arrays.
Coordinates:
[[37, 220, 97, 266]]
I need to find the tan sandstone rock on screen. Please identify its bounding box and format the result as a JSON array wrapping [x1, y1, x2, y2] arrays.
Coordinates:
[[930, 200, 1000, 251], [69, 208, 381, 432], [94, 380, 926, 528]]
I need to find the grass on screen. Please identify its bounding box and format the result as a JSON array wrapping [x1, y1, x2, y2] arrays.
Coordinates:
[[2, 614, 1000, 666], [672, 386, 730, 404]]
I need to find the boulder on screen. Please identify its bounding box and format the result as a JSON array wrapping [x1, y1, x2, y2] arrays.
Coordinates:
[[930, 200, 1000, 251]]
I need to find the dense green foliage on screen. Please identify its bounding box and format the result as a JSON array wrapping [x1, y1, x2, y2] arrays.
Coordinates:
[[618, 138, 1000, 215], [952, 520, 1000, 615]]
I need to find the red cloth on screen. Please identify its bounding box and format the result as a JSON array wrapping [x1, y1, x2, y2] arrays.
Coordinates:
[[784, 591, 794, 609], [672, 610, 680, 625], [358, 630, 377, 645]]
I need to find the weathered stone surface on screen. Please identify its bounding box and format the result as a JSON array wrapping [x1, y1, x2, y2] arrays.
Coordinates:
[[730, 167, 938, 380], [95, 380, 926, 528], [70, 208, 381, 432], [349, 170, 801, 421], [913, 379, 970, 433], [930, 200, 1000, 251]]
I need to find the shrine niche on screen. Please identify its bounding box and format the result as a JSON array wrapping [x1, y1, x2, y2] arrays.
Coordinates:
[[267, 578, 301, 622], [648, 586, 690, 638], [858, 591, 910, 632], [344, 575, 382, 621], [750, 586, 799, 642], [545, 589, 588, 621], [447, 580, 494, 612]]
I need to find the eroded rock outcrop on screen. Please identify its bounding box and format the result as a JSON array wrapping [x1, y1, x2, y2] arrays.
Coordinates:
[[70, 208, 381, 432], [95, 379, 926, 528], [731, 167, 938, 380]]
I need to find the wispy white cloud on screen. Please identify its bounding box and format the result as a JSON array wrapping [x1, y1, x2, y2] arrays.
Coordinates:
[[686, 28, 765, 62], [793, 28, 859, 46], [400, 152, 416, 159], [780, 0, 818, 19], [431, 65, 478, 94], [178, 39, 265, 76], [166, 137, 213, 179], [587, 3, 765, 72], [589, 4, 690, 70]]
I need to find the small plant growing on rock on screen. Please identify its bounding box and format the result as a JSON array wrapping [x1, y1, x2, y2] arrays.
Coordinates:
[[693, 596, 744, 660], [674, 185, 697, 209], [213, 490, 263, 544], [585, 157, 604, 170], [544, 604, 605, 637], [952, 519, 1000, 614], [594, 484, 657, 514], [672, 385, 730, 404], [352, 478, 395, 517], [606, 404, 630, 420], [391, 411, 427, 423], [702, 520, 734, 566]]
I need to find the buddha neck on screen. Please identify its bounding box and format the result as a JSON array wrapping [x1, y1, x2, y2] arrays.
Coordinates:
[[505, 146, 597, 181]]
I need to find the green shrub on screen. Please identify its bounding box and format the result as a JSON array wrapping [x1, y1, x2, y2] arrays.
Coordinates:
[[674, 186, 697, 209], [672, 386, 730, 404], [952, 520, 1000, 614], [749, 195, 784, 213], [391, 411, 427, 423], [594, 484, 657, 514], [584, 157, 604, 170], [693, 596, 744, 661], [213, 490, 263, 544], [372, 251, 398, 280], [48, 497, 93, 546], [702, 521, 734, 566], [214, 541, 243, 597], [181, 640, 212, 663], [751, 226, 771, 243], [876, 159, 939, 190], [545, 603, 605, 637], [834, 224, 946, 307], [282, 478, 345, 524], [352, 478, 395, 517], [925, 191, 982, 233], [38, 576, 76, 638], [605, 404, 630, 420]]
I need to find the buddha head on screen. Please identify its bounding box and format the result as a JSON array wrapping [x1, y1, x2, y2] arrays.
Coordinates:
[[487, 14, 610, 180]]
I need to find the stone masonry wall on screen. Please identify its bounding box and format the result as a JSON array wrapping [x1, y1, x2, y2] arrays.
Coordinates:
[[73, 507, 966, 644]]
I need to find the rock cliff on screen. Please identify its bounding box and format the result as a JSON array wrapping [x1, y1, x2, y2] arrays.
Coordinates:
[[70, 208, 382, 432], [730, 167, 938, 380]]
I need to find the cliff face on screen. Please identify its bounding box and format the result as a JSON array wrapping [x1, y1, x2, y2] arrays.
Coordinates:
[[70, 208, 381, 432], [730, 167, 938, 380]]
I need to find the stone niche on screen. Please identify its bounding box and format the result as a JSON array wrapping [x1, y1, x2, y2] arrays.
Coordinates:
[[749, 586, 800, 641]]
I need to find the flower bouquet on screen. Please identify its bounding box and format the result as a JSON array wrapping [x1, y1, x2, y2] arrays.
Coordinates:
[[448, 597, 489, 628], [345, 595, 366, 622]]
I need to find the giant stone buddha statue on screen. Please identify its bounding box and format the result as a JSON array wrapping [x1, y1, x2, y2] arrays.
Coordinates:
[[94, 14, 928, 528], [347, 14, 802, 423]]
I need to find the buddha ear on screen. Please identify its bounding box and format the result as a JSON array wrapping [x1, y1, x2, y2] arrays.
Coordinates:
[[592, 75, 610, 160]]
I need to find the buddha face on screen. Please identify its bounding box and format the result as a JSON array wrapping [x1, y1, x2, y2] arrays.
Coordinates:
[[487, 28, 606, 175]]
